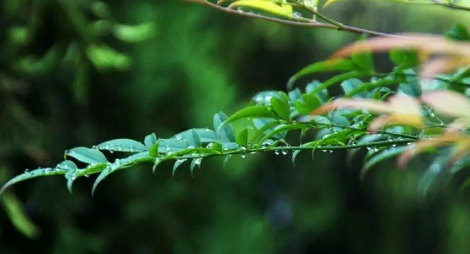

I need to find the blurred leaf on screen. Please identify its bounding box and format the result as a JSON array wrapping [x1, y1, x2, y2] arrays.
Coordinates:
[[113, 22, 156, 43], [270, 92, 290, 119], [227, 0, 294, 19], [446, 24, 470, 41], [287, 59, 355, 90], [86, 44, 131, 70], [361, 146, 409, 178], [214, 112, 236, 142], [351, 34, 375, 73], [218, 106, 275, 132]]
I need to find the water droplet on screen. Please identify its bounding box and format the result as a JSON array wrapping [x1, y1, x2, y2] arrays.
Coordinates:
[[275, 150, 280, 155], [24, 169, 30, 173], [281, 150, 288, 155], [407, 142, 412, 145], [293, 12, 303, 18], [392, 144, 397, 147], [329, 150, 333, 153], [194, 158, 202, 165], [205, 128, 210, 132], [84, 174, 89, 178], [110, 150, 114, 154], [430, 113, 435, 117], [322, 150, 327, 153], [241, 154, 246, 159], [366, 147, 371, 151], [374, 147, 379, 152], [206, 143, 214, 149], [250, 151, 256, 155]]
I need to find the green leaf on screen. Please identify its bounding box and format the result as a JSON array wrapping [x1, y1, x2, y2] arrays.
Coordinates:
[[236, 127, 249, 147], [149, 141, 159, 158], [0, 167, 66, 196], [361, 146, 409, 178], [351, 34, 375, 73], [172, 159, 188, 177], [251, 119, 283, 143], [144, 133, 157, 148], [190, 158, 202, 178], [113, 22, 155, 43], [306, 80, 329, 102], [330, 112, 350, 127], [92, 152, 152, 195], [174, 128, 219, 144], [258, 123, 305, 143], [292, 150, 302, 167], [213, 112, 236, 142], [64, 147, 108, 164], [270, 92, 290, 119], [158, 139, 189, 153], [310, 71, 367, 95], [398, 69, 422, 97], [287, 59, 356, 90], [389, 49, 419, 68], [94, 139, 148, 152], [288, 88, 302, 102], [295, 94, 321, 114], [340, 78, 367, 98], [252, 91, 280, 106], [185, 129, 202, 148], [218, 106, 275, 132], [445, 24, 470, 41]]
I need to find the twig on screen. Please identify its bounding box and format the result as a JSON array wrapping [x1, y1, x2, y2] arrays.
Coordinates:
[[408, 1, 470, 12], [183, 0, 407, 38]]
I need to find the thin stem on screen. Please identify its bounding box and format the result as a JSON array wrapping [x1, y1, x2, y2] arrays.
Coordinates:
[[406, 1, 470, 12], [183, 0, 406, 38]]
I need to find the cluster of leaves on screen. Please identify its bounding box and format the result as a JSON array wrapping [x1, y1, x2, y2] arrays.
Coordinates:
[[3, 24, 470, 197]]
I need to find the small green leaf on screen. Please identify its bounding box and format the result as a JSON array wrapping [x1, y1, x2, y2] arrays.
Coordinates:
[[389, 49, 419, 67], [292, 150, 302, 167], [214, 112, 236, 142], [287, 59, 355, 90], [236, 127, 249, 147], [227, 0, 294, 19], [190, 158, 202, 178], [340, 78, 367, 98], [251, 119, 283, 143], [445, 24, 470, 41], [172, 159, 188, 177], [144, 133, 157, 148], [0, 167, 66, 196], [65, 147, 108, 164], [398, 69, 422, 97], [149, 141, 159, 158], [218, 106, 275, 132], [306, 80, 329, 102], [270, 92, 290, 119], [351, 34, 375, 73], [95, 139, 148, 152], [361, 146, 409, 178], [330, 112, 350, 127], [252, 91, 280, 106], [259, 123, 305, 143], [113, 22, 155, 43], [288, 88, 302, 102]]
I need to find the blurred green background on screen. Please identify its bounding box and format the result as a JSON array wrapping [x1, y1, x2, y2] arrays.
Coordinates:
[[1, 0, 470, 253]]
